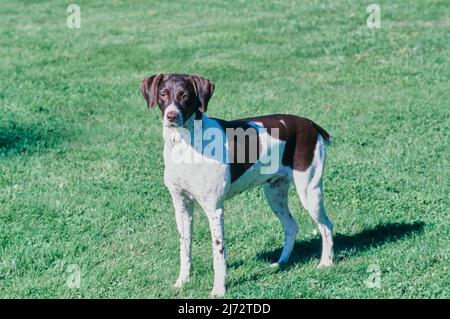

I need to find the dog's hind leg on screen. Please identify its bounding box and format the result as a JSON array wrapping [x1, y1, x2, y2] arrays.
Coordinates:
[[263, 177, 298, 266], [293, 135, 334, 268]]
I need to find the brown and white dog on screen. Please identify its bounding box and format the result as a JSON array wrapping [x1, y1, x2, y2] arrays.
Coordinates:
[[140, 73, 334, 297]]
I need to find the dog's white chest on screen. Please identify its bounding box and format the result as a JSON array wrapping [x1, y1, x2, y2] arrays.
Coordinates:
[[163, 130, 229, 202]]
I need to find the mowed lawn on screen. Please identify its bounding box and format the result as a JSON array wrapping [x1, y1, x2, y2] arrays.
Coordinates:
[[0, 0, 449, 298]]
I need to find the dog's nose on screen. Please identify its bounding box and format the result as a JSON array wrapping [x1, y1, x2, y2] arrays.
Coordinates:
[[166, 111, 178, 123]]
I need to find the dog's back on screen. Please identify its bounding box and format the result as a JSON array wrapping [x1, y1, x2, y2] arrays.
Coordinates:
[[215, 113, 330, 174]]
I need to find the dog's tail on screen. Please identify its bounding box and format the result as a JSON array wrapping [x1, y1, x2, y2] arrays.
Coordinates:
[[313, 122, 331, 144]]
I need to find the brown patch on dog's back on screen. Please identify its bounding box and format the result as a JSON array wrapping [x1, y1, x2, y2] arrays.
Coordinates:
[[214, 114, 330, 182], [241, 114, 330, 172]]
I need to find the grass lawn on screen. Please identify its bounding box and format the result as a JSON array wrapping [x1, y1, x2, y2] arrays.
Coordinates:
[[0, 0, 449, 298]]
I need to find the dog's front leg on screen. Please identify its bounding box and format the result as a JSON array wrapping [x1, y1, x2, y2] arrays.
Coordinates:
[[170, 192, 194, 288], [206, 205, 227, 297]]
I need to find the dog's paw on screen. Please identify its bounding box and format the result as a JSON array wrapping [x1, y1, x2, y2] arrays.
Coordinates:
[[317, 260, 333, 268], [210, 287, 226, 298], [271, 260, 289, 268], [173, 278, 189, 288]]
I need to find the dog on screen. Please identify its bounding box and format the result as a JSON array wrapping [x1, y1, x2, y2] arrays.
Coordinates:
[[140, 73, 334, 297]]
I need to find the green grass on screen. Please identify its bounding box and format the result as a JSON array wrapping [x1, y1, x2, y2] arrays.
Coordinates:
[[0, 0, 449, 298]]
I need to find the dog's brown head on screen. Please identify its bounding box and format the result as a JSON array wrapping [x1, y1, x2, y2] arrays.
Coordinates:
[[140, 73, 215, 127]]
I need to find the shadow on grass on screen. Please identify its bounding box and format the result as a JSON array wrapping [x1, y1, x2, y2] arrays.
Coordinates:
[[256, 221, 425, 269], [0, 123, 64, 158]]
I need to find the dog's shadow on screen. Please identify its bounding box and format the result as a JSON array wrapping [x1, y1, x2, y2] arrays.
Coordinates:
[[254, 221, 425, 269], [0, 123, 63, 158]]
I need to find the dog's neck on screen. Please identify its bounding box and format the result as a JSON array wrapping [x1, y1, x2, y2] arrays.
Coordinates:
[[163, 113, 206, 149]]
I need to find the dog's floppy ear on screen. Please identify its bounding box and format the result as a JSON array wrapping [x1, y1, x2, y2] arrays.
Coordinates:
[[190, 74, 215, 113], [140, 73, 163, 110]]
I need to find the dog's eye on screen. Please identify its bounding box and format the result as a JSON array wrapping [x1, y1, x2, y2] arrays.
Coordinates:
[[177, 92, 188, 100], [159, 92, 168, 98]]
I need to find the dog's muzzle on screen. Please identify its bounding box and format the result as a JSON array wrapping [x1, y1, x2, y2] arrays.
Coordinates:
[[164, 106, 182, 127], [166, 111, 178, 124]]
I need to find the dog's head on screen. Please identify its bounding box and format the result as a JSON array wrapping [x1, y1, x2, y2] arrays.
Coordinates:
[[140, 73, 215, 127]]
